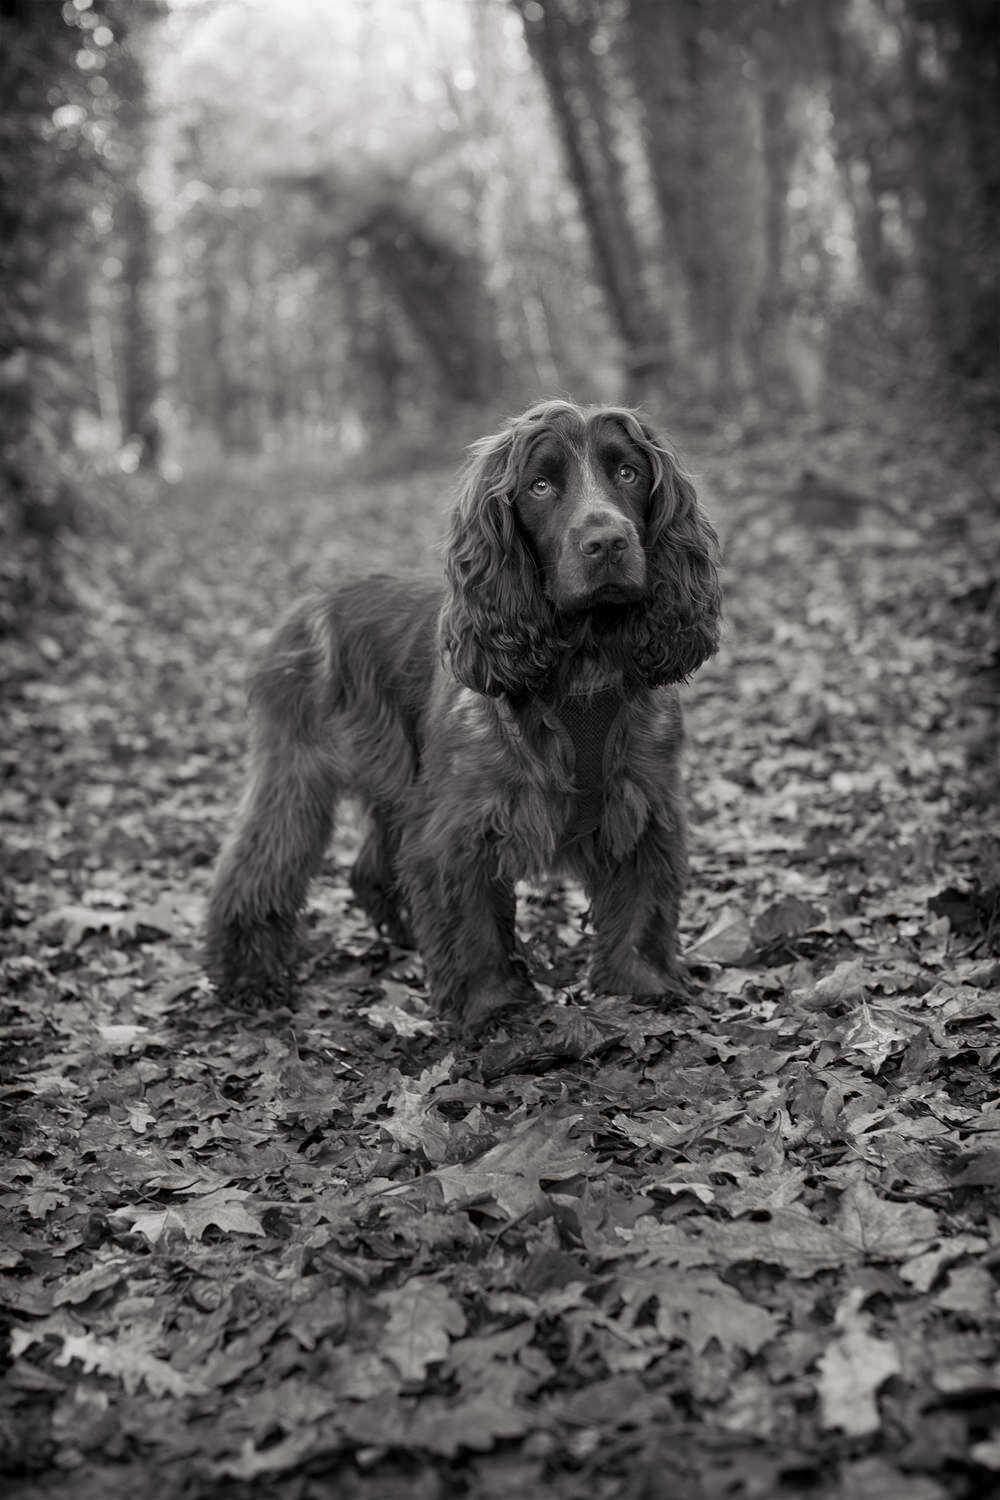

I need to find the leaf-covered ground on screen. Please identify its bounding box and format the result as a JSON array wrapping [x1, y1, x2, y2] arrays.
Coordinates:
[[2, 405, 999, 1499]]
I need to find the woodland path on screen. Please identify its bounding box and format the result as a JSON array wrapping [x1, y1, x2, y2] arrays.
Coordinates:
[[1, 404, 998, 1499]]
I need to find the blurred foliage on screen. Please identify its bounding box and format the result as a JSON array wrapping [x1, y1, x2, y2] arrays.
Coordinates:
[[153, 0, 613, 457], [1, 0, 96, 625], [0, 0, 161, 629], [2, 0, 998, 629]]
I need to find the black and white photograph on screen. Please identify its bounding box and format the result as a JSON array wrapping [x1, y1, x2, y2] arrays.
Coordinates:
[[2, 1, 998, 1495]]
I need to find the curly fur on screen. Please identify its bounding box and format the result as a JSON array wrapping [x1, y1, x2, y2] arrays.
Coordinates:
[[205, 400, 721, 1028]]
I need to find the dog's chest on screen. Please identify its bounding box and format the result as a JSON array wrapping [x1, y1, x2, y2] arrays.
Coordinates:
[[546, 687, 628, 838]]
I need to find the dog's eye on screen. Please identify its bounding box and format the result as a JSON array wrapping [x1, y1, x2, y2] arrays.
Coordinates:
[[528, 477, 554, 497], [617, 464, 638, 484]]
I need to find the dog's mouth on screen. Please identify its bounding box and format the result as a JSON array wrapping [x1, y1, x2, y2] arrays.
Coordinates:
[[587, 580, 641, 604], [557, 579, 646, 615]]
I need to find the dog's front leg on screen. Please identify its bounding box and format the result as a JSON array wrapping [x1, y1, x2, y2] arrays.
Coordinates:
[[587, 820, 686, 998], [402, 834, 538, 1031]]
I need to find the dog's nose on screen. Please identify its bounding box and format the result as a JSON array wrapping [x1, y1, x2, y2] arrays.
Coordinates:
[[579, 521, 629, 560]]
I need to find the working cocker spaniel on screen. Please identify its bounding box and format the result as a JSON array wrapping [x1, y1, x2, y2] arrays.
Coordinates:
[[205, 400, 721, 1028]]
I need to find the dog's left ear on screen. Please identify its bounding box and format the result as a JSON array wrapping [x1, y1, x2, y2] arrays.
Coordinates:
[[439, 423, 559, 698], [619, 414, 722, 686]]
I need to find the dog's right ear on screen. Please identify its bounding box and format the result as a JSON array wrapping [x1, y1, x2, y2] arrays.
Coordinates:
[[439, 423, 558, 698]]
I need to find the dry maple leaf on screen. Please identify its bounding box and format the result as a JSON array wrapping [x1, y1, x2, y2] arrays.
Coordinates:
[[110, 1187, 264, 1243], [834, 1179, 938, 1260], [391, 1110, 593, 1219]]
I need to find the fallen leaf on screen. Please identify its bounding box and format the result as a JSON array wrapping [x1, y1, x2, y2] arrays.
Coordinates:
[[900, 1234, 988, 1291], [52, 1260, 129, 1307], [378, 1276, 467, 1382], [413, 1111, 593, 1219], [340, 1391, 530, 1457], [817, 1289, 900, 1435], [687, 906, 752, 963], [969, 1436, 1000, 1470], [692, 1208, 854, 1277], [361, 982, 436, 1036], [111, 1188, 265, 1243], [951, 1148, 1000, 1187], [625, 1271, 781, 1355], [382, 1057, 454, 1159], [934, 1267, 995, 1316], [835, 1180, 938, 1261], [53, 1330, 207, 1398], [837, 998, 915, 1072], [751, 896, 823, 946], [793, 958, 867, 1011], [213, 1428, 328, 1480], [836, 1456, 948, 1500]]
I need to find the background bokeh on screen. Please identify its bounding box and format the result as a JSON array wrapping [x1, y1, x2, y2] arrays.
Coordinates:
[[3, 0, 998, 565]]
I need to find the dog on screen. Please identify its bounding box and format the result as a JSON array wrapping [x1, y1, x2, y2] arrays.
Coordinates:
[[205, 399, 721, 1029]]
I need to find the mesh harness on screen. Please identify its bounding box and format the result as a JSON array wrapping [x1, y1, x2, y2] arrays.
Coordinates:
[[543, 686, 629, 839]]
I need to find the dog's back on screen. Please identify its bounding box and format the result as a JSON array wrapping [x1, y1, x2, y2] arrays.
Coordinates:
[[321, 574, 442, 728], [321, 575, 443, 804], [251, 574, 440, 746]]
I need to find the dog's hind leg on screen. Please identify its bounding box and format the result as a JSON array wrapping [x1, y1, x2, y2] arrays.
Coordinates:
[[205, 603, 343, 1002], [205, 733, 341, 1002], [490, 876, 518, 954], [349, 813, 412, 947]]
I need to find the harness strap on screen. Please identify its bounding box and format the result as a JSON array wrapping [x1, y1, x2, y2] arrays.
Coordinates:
[[544, 687, 628, 838]]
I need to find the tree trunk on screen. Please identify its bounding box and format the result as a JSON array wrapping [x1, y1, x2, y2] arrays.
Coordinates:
[[114, 37, 161, 468], [514, 0, 672, 396], [823, 3, 901, 305], [900, 0, 1000, 385], [355, 199, 504, 405], [623, 0, 766, 401]]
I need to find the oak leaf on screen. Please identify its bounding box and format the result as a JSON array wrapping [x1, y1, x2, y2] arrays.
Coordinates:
[[53, 1330, 206, 1398], [378, 1276, 467, 1382]]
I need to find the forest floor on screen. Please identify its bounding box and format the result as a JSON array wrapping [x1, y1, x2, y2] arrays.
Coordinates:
[[2, 398, 1000, 1500]]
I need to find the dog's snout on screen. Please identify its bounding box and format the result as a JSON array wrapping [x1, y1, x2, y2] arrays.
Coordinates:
[[578, 519, 630, 560]]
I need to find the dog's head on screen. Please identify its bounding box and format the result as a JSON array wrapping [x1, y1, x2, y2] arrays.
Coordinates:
[[440, 400, 721, 698]]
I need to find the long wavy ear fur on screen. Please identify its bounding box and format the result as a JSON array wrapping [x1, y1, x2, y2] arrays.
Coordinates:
[[439, 423, 560, 698], [615, 411, 722, 687]]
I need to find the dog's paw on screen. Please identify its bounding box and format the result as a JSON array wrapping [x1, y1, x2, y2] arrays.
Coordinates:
[[216, 973, 294, 1011], [209, 953, 295, 1010], [590, 954, 681, 1000], [204, 917, 297, 1009], [453, 971, 540, 1033]]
